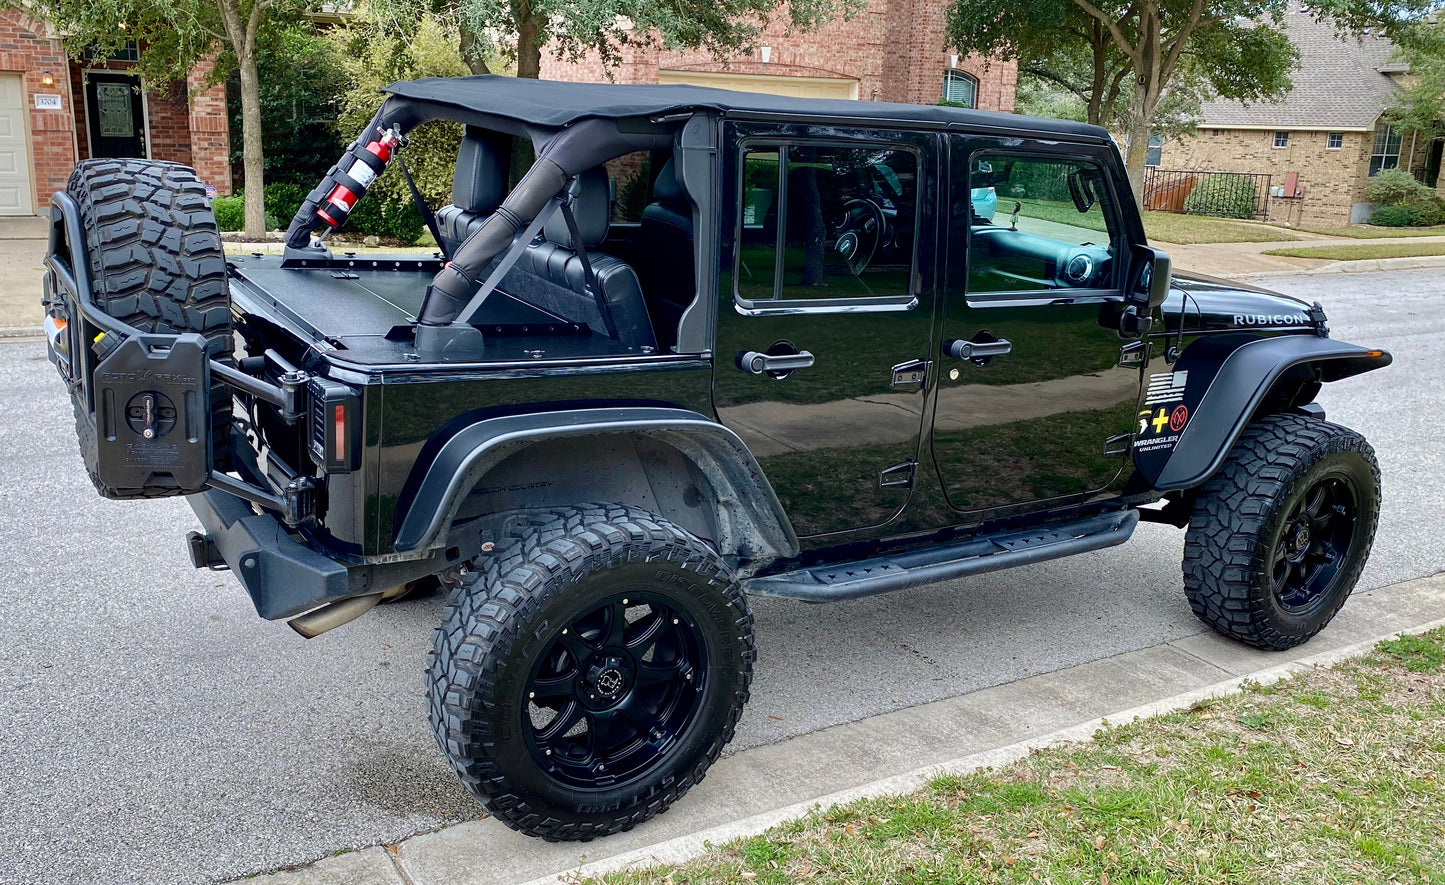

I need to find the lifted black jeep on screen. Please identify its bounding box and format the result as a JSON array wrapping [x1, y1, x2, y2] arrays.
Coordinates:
[[43, 76, 1390, 840]]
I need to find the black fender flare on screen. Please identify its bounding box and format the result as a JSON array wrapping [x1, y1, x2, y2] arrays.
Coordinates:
[[391, 407, 799, 572], [1138, 333, 1390, 491]]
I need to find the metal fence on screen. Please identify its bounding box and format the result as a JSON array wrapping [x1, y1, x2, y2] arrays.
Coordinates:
[[1141, 169, 1273, 220]]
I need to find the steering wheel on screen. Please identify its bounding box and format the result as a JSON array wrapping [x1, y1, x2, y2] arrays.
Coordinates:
[[836, 198, 888, 276]]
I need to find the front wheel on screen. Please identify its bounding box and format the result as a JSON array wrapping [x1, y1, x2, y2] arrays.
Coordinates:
[[427, 504, 754, 840], [1182, 414, 1380, 650]]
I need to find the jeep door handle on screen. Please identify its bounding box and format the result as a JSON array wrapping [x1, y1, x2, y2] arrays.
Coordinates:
[[944, 338, 1012, 361], [738, 350, 815, 375]]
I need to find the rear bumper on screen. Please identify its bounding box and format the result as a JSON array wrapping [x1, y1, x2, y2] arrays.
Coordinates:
[[187, 489, 350, 620]]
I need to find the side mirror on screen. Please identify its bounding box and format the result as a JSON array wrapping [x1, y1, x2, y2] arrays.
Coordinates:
[[1120, 245, 1170, 337]]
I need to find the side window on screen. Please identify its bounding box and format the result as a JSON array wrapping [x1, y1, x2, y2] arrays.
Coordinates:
[[967, 154, 1120, 294], [738, 144, 918, 304], [606, 151, 652, 222]]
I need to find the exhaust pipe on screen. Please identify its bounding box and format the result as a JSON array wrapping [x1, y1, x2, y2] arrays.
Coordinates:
[[288, 593, 383, 639]]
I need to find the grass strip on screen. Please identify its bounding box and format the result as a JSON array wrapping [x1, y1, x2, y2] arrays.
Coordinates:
[[1294, 225, 1445, 239], [595, 628, 1445, 884], [1262, 242, 1445, 261], [1142, 213, 1304, 245]]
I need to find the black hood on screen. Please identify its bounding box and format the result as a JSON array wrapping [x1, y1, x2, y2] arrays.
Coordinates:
[[1161, 270, 1320, 336]]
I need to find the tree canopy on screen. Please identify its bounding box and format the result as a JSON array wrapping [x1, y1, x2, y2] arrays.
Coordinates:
[[376, 0, 858, 79], [947, 0, 1442, 201]]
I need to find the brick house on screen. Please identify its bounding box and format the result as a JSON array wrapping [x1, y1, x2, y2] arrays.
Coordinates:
[[539, 0, 1017, 111], [0, 6, 230, 217], [1149, 12, 1441, 227]]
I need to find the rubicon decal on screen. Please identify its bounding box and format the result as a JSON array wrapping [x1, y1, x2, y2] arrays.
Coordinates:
[[1234, 313, 1309, 326]]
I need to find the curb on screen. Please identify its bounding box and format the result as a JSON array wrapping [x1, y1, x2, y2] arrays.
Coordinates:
[[0, 325, 42, 340], [516, 613, 1445, 885]]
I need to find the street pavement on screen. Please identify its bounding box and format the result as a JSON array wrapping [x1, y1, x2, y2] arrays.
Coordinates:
[[0, 269, 1442, 884]]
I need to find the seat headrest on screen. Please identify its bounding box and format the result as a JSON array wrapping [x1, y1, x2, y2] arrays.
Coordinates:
[[543, 167, 611, 249], [452, 126, 508, 214], [652, 156, 685, 206]]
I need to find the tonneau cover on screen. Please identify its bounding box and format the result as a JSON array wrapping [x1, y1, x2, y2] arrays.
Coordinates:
[[382, 75, 1109, 139]]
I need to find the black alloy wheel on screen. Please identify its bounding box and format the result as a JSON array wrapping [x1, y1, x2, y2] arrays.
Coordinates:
[[523, 594, 705, 789], [1270, 476, 1358, 613]]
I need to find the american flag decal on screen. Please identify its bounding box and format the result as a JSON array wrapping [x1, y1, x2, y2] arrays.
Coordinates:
[[1145, 370, 1188, 405]]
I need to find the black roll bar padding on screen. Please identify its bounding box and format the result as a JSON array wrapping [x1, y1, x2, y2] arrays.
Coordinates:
[[416, 117, 675, 327], [417, 156, 568, 325]]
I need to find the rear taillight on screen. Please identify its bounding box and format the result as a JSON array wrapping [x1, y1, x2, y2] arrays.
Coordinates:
[[309, 379, 360, 473]]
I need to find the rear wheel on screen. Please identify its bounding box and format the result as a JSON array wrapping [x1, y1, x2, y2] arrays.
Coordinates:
[[427, 504, 754, 840], [1182, 414, 1380, 650], [65, 159, 233, 490]]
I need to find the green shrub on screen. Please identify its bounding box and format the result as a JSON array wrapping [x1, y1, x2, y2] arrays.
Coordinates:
[[212, 195, 244, 232], [264, 183, 311, 228], [1183, 174, 1258, 219], [1369, 204, 1413, 227], [1366, 168, 1432, 206], [1407, 196, 1445, 227]]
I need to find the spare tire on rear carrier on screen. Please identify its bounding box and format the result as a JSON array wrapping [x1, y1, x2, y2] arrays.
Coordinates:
[[43, 159, 234, 498]]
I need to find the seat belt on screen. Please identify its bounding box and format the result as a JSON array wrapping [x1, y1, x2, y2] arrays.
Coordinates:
[[453, 198, 561, 325], [558, 197, 619, 340], [397, 155, 450, 261]]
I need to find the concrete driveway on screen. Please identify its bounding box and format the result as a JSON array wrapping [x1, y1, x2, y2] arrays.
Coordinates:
[[0, 216, 47, 331], [0, 269, 1442, 884]]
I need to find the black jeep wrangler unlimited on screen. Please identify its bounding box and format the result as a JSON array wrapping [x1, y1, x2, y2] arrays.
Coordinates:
[[43, 76, 1389, 840]]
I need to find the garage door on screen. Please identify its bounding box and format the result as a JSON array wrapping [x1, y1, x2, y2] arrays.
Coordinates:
[[0, 74, 34, 215], [657, 70, 858, 100]]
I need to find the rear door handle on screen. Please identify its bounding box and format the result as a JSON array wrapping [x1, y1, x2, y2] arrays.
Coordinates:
[[737, 350, 815, 375], [944, 338, 1012, 361]]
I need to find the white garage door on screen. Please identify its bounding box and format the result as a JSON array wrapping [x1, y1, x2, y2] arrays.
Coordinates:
[[657, 70, 858, 101], [0, 74, 34, 215]]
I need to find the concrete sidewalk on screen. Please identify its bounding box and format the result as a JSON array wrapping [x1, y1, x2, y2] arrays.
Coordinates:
[[241, 570, 1445, 885]]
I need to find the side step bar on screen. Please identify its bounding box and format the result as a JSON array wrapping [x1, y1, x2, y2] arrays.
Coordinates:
[[744, 509, 1140, 602]]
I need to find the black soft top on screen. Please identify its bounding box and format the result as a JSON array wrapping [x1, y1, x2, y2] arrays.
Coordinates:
[[382, 75, 1109, 140]]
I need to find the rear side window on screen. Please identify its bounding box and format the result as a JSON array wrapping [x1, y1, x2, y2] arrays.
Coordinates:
[[737, 144, 918, 305]]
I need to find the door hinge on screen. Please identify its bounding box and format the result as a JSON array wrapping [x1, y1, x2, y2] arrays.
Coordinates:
[[1118, 340, 1148, 368], [890, 359, 929, 391], [1103, 432, 1133, 455], [880, 460, 917, 488]]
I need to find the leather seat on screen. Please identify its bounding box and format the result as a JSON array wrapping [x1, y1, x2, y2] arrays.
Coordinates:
[[508, 168, 657, 350], [635, 157, 694, 349], [436, 126, 508, 253]]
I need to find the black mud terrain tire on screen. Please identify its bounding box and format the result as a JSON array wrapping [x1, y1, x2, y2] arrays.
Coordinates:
[[65, 159, 233, 492], [1183, 414, 1380, 650], [427, 504, 754, 840]]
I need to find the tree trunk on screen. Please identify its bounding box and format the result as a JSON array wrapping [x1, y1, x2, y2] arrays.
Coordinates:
[[458, 15, 492, 75], [236, 47, 266, 238], [515, 2, 542, 79], [1123, 83, 1157, 211]]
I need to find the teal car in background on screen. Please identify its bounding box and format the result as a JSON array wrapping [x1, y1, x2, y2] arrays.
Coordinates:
[[971, 185, 997, 221]]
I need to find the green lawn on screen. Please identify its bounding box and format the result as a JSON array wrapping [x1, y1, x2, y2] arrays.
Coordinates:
[[1295, 224, 1445, 239], [1263, 242, 1445, 261], [595, 627, 1445, 885], [1142, 212, 1303, 245]]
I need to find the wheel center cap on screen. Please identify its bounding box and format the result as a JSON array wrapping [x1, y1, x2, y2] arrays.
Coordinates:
[[1293, 525, 1310, 551], [583, 654, 632, 706], [596, 668, 625, 696]]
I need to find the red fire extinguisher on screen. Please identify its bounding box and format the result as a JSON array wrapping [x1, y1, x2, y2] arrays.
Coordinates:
[[316, 128, 402, 228]]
